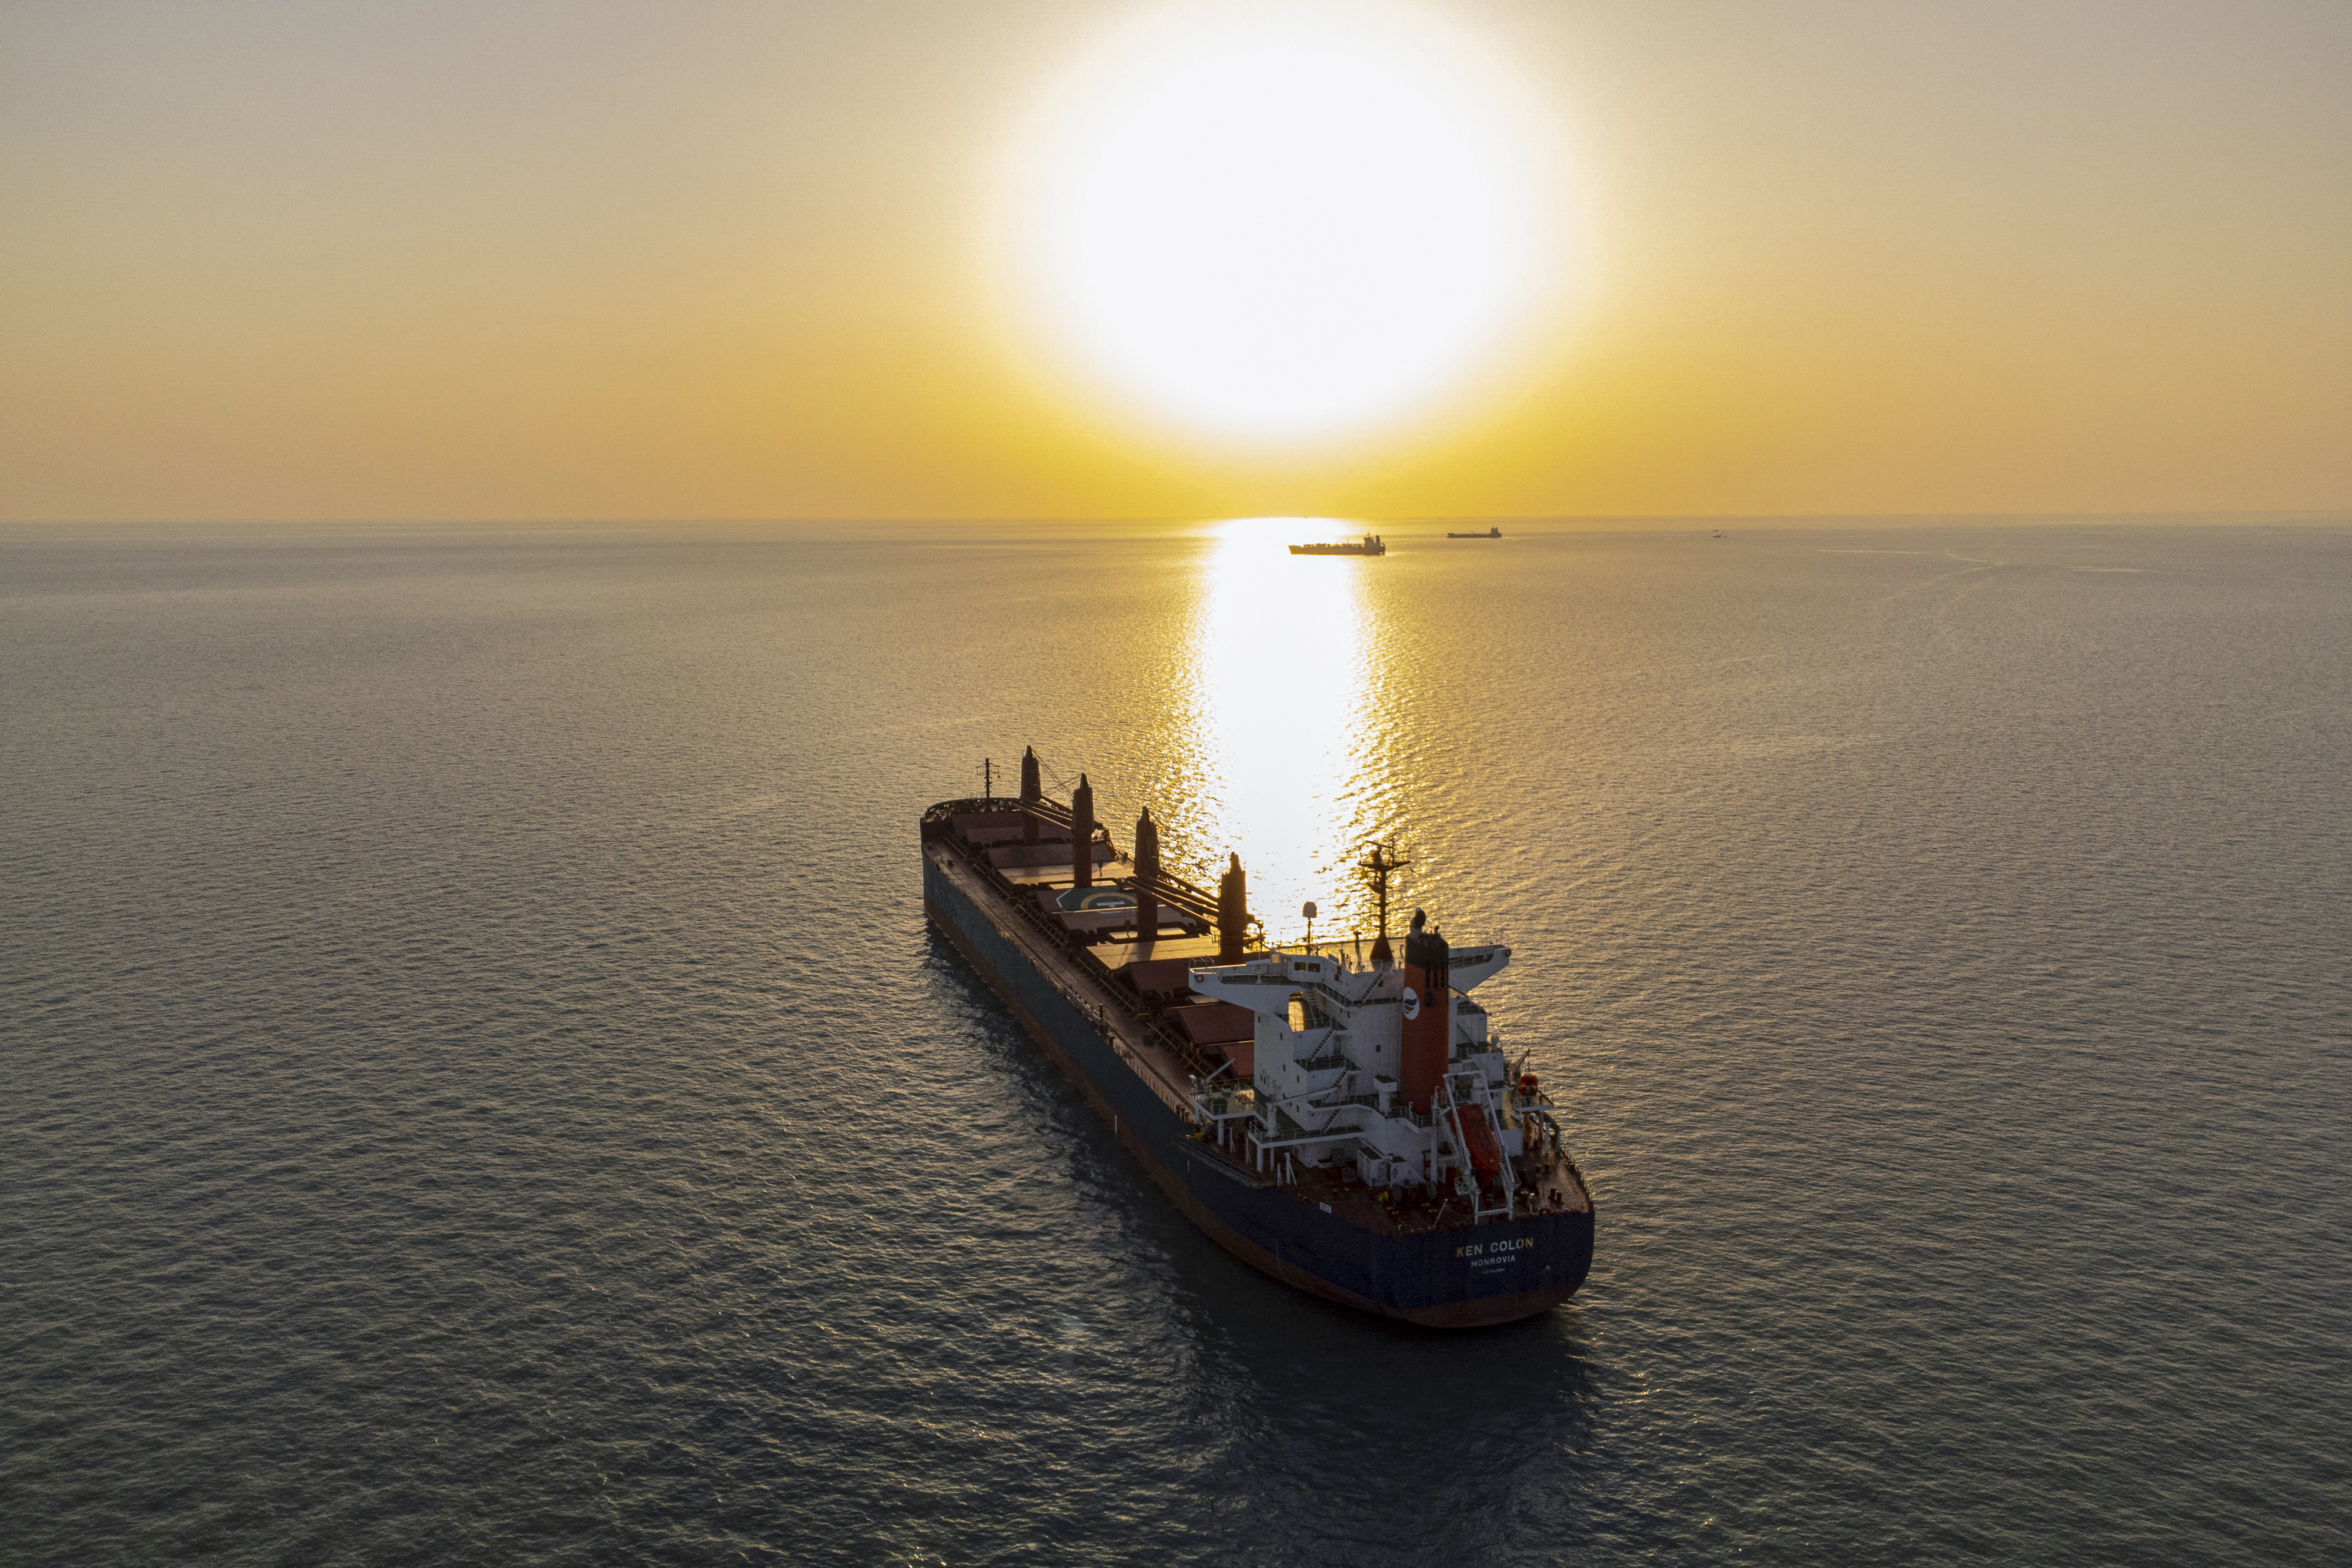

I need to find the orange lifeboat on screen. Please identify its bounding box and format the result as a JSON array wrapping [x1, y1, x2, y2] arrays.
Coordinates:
[[1450, 1105, 1502, 1186]]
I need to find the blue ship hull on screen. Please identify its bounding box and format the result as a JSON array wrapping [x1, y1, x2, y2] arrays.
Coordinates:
[[925, 853, 1595, 1326]]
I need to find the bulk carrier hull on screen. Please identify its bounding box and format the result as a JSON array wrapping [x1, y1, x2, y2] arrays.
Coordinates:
[[923, 823, 1595, 1327]]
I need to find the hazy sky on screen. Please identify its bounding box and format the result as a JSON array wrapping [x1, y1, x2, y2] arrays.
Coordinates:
[[3, 1, 2346, 521]]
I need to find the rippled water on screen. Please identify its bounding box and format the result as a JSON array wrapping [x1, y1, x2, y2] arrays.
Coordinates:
[[5, 519, 2347, 1565]]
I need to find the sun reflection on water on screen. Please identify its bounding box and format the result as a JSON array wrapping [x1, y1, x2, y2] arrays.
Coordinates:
[[1155, 517, 1387, 945]]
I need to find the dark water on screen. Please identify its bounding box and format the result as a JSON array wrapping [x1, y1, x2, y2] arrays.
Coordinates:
[[5, 519, 2347, 1566]]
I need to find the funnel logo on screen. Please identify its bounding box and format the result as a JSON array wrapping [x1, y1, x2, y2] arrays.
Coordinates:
[[1401, 987, 1421, 1020]]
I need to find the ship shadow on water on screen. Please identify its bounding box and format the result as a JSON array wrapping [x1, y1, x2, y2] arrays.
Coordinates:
[[1158, 1235, 1609, 1557]]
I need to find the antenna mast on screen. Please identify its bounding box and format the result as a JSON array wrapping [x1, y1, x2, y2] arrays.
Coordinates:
[[1359, 842, 1409, 967]]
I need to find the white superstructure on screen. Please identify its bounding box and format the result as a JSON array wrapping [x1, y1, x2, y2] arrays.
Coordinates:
[[1186, 931, 1575, 1222]]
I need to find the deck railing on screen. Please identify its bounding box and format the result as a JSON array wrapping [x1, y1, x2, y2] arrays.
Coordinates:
[[932, 808, 1221, 1085]]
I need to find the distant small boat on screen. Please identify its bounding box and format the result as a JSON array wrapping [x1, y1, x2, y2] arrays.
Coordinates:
[[1289, 534, 1386, 556], [1446, 527, 1502, 539]]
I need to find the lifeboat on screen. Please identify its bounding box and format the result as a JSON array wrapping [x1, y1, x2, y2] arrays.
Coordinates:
[[1450, 1104, 1503, 1186]]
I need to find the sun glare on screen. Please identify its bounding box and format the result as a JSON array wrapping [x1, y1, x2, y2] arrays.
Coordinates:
[[1009, 2, 1558, 442], [1158, 518, 1378, 938]]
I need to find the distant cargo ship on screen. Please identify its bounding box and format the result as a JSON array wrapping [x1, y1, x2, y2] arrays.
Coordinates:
[[1288, 534, 1386, 556], [1446, 527, 1502, 539], [922, 748, 1596, 1326]]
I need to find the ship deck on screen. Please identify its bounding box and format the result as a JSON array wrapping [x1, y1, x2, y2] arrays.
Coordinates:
[[927, 839, 1202, 1121], [1185, 1109, 1592, 1228], [1259, 1156, 1588, 1237]]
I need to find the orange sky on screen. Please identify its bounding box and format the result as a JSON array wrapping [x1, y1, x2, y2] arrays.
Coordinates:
[[2, 1, 2346, 521]]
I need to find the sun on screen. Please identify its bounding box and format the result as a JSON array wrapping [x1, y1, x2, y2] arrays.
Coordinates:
[[1007, 2, 1560, 442]]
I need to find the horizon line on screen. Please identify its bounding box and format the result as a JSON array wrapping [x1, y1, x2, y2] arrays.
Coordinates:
[[4, 509, 2347, 529]]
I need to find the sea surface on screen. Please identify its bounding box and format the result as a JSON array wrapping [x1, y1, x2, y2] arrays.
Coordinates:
[[4, 518, 2347, 1566]]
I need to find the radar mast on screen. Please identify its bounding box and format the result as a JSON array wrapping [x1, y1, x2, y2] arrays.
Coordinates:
[[1359, 842, 1409, 967]]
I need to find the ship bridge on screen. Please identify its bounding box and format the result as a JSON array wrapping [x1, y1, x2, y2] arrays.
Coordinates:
[[1182, 922, 1568, 1223]]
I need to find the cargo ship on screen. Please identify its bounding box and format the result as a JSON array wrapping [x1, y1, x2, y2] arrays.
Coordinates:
[[921, 748, 1595, 1327], [1288, 533, 1386, 556], [1447, 526, 1503, 539]]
